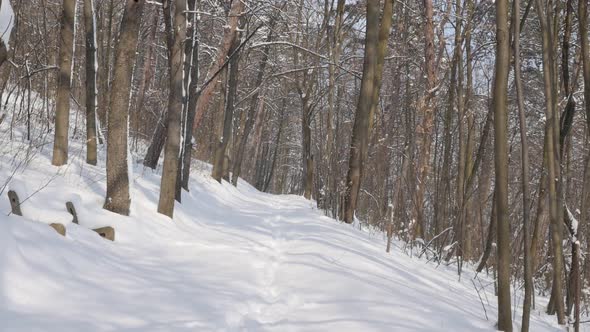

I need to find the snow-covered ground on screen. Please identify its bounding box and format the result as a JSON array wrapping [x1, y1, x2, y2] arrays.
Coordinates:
[[0, 105, 563, 330]]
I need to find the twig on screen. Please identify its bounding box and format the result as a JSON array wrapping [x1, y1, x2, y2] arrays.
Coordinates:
[[472, 279, 489, 321]]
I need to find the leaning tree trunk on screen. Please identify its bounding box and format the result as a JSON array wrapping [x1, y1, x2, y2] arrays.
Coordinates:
[[52, 0, 76, 166], [492, 0, 512, 330], [104, 0, 145, 215], [158, 0, 187, 218], [341, 0, 380, 223], [83, 0, 98, 165], [190, 0, 244, 134]]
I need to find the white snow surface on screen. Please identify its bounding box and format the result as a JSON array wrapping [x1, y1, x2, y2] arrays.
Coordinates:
[[0, 127, 564, 331]]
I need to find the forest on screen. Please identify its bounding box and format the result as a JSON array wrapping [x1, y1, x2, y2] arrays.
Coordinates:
[[0, 0, 589, 331]]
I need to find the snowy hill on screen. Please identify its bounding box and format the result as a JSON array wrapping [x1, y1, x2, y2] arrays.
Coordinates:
[[0, 139, 562, 331]]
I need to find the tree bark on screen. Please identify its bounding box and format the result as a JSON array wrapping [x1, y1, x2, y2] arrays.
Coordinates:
[[512, 0, 532, 329], [52, 0, 76, 166], [341, 0, 379, 223], [212, 33, 240, 182], [104, 0, 145, 215], [180, 0, 200, 190], [158, 0, 187, 218], [535, 0, 566, 324], [83, 0, 98, 165], [412, 0, 436, 237], [342, 0, 393, 223], [492, 0, 512, 329]]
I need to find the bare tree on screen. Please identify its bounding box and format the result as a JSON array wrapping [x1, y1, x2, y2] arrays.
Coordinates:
[[52, 0, 76, 166], [104, 0, 145, 215], [158, 0, 187, 218], [341, 0, 393, 223], [535, 0, 565, 324], [411, 0, 436, 237], [512, 0, 532, 329], [83, 0, 98, 165], [493, 0, 512, 330]]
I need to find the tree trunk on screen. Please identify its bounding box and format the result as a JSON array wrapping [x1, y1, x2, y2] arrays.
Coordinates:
[[493, 0, 512, 330], [180, 0, 200, 190], [52, 0, 76, 166], [302, 102, 313, 199], [412, 0, 436, 237], [342, 0, 393, 223], [580, 0, 590, 286], [535, 0, 566, 324], [582, 0, 590, 133], [83, 0, 98, 165], [97, 0, 115, 133], [512, 0, 532, 329], [158, 0, 187, 218], [104, 0, 145, 215], [212, 33, 240, 182], [341, 0, 379, 223]]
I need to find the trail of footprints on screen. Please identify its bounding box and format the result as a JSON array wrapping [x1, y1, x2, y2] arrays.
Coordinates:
[[225, 215, 304, 330]]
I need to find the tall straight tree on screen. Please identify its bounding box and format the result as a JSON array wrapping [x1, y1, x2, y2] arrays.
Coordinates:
[[578, 1, 590, 329], [341, 0, 393, 223], [493, 0, 512, 330], [512, 0, 532, 329], [52, 0, 76, 166], [535, 0, 566, 324], [158, 0, 187, 217], [580, 0, 590, 276], [104, 0, 145, 215], [83, 0, 98, 165], [180, 0, 200, 190], [411, 0, 436, 237]]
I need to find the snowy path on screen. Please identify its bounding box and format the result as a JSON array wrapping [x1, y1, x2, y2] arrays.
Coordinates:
[[0, 153, 563, 331]]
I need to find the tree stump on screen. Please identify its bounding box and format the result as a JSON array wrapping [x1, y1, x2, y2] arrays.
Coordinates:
[[65, 201, 78, 224], [7, 190, 22, 216], [93, 226, 115, 241], [49, 223, 66, 236]]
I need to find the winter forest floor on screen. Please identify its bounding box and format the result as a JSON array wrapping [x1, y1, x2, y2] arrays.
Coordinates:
[[0, 116, 566, 331]]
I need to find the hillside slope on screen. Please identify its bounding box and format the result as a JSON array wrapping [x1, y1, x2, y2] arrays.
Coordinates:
[[0, 140, 561, 331]]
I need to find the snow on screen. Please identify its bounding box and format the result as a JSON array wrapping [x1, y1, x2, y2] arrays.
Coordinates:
[[0, 101, 564, 331]]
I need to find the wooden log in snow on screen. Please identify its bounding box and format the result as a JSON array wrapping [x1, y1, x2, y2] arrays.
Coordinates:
[[49, 223, 66, 236], [65, 201, 79, 224], [7, 190, 23, 216], [93, 226, 115, 241]]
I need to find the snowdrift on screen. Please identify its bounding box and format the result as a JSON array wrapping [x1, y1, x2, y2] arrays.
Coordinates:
[[0, 140, 562, 331]]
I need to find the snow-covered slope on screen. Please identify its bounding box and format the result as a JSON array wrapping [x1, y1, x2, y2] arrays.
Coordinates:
[[0, 142, 562, 331]]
